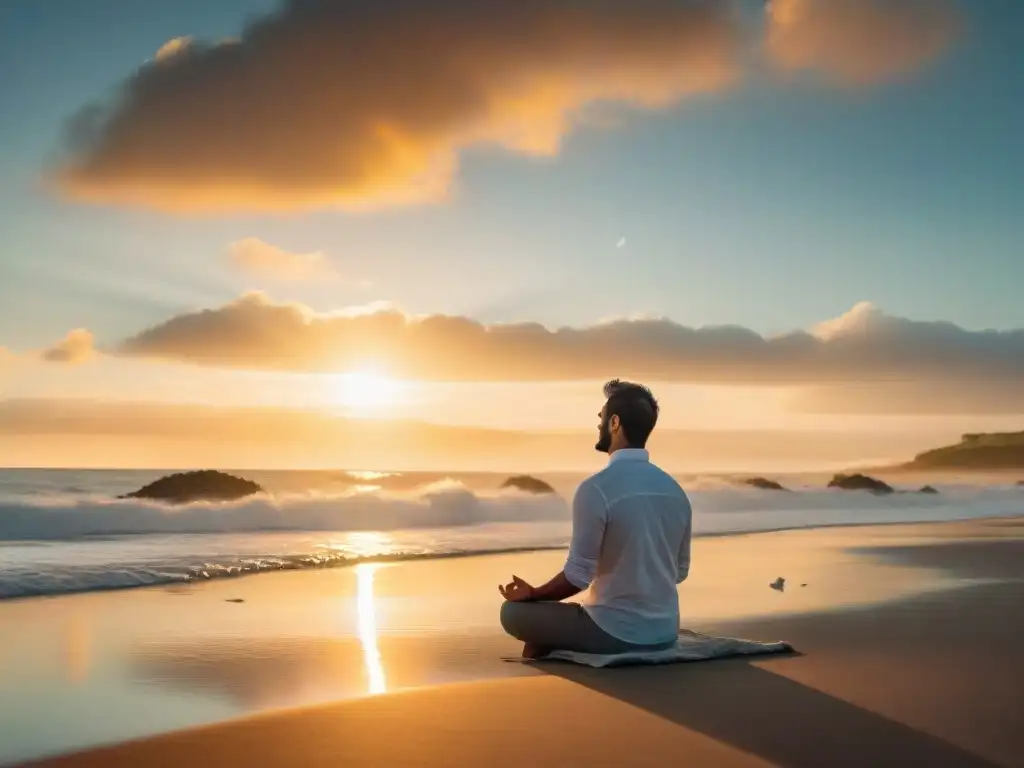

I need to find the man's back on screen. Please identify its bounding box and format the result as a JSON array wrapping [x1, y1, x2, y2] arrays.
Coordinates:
[[565, 449, 692, 646]]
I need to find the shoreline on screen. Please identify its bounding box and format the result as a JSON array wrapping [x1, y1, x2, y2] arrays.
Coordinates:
[[23, 516, 1024, 767], [4, 512, 1023, 604]]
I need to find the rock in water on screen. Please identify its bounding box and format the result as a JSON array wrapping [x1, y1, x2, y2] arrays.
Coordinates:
[[120, 470, 264, 503], [500, 475, 556, 494], [770, 577, 786, 592], [918, 485, 939, 494], [827, 473, 895, 495], [743, 477, 788, 491]]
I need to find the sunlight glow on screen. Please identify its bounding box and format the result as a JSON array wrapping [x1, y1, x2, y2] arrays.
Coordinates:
[[344, 531, 395, 558], [355, 563, 387, 695], [334, 369, 404, 415]]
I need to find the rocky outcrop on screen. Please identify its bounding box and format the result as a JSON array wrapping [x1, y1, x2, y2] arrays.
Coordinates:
[[827, 473, 895, 495], [121, 470, 264, 503], [500, 475, 556, 494], [906, 432, 1024, 470], [918, 485, 940, 494], [743, 477, 789, 491]]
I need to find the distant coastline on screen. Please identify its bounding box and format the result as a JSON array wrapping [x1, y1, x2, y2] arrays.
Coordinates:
[[897, 432, 1024, 472]]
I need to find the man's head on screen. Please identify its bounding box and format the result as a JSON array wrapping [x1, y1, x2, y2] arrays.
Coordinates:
[[595, 379, 659, 454]]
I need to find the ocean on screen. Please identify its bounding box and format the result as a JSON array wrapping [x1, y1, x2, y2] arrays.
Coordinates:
[[2, 468, 1022, 601]]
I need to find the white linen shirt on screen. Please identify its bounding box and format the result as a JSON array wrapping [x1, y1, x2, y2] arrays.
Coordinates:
[[563, 448, 692, 646]]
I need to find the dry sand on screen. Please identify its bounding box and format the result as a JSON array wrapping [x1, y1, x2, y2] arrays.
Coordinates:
[[17, 518, 1024, 767]]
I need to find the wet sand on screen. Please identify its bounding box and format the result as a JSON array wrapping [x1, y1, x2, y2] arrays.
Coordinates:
[[10, 518, 1024, 766]]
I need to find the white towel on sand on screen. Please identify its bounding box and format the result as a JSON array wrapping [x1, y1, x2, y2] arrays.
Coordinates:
[[504, 630, 793, 668]]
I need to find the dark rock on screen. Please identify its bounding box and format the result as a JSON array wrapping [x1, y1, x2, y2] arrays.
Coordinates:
[[500, 475, 556, 495], [120, 470, 264, 504], [225, 598, 245, 603], [918, 485, 940, 494], [827, 473, 895, 495], [743, 477, 788, 491], [769, 577, 786, 592]]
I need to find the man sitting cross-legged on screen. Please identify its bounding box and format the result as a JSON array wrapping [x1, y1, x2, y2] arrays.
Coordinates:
[[499, 379, 692, 659]]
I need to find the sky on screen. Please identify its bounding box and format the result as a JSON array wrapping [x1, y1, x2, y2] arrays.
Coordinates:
[[1, 0, 1023, 469]]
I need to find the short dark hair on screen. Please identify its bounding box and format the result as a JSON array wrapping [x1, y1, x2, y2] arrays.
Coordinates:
[[603, 379, 659, 448]]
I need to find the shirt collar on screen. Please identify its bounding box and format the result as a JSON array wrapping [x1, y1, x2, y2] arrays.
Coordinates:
[[609, 448, 650, 464]]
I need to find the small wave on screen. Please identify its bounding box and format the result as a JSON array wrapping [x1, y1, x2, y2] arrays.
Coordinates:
[[0, 542, 569, 600]]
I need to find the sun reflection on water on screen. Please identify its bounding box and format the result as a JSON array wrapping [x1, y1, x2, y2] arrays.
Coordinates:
[[344, 530, 394, 558], [355, 563, 387, 695]]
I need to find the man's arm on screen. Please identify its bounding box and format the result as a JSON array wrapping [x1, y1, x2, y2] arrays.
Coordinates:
[[533, 481, 607, 601], [677, 516, 692, 584], [524, 571, 581, 602]]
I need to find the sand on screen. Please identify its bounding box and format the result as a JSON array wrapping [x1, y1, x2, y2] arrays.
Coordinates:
[[14, 517, 1024, 767]]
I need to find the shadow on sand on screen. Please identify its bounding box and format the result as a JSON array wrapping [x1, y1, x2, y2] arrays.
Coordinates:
[[529, 520, 1024, 766], [538, 654, 996, 767]]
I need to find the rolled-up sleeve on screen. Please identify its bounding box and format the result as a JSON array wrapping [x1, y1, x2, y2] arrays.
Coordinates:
[[563, 481, 608, 589]]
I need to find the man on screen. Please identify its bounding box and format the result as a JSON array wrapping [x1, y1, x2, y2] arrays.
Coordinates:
[[499, 379, 692, 658]]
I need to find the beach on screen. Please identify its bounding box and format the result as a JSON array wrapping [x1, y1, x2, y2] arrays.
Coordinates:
[[1, 516, 1020, 766]]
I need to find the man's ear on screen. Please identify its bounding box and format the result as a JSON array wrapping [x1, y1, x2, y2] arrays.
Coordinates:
[[609, 414, 621, 433]]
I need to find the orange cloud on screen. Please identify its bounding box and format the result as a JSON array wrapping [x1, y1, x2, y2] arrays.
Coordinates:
[[42, 329, 97, 365], [228, 238, 345, 282], [114, 294, 1024, 393], [53, 0, 740, 213], [766, 0, 960, 85]]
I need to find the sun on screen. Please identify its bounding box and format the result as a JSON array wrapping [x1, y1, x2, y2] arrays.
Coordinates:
[[334, 369, 403, 415]]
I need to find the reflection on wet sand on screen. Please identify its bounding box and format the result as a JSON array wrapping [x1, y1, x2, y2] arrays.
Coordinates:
[[65, 614, 92, 685], [355, 563, 387, 695], [128, 633, 530, 711], [131, 636, 366, 709]]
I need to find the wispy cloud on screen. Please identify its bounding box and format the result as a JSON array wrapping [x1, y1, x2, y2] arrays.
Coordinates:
[[766, 0, 961, 86], [228, 237, 345, 282], [52, 0, 740, 213], [41, 329, 97, 365], [0, 398, 951, 470]]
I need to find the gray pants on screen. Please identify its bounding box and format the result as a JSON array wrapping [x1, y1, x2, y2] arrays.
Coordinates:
[[500, 601, 675, 655]]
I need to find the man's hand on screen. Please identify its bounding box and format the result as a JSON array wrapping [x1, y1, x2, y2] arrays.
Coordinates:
[[499, 575, 535, 602]]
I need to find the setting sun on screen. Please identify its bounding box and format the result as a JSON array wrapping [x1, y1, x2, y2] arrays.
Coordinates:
[[334, 370, 404, 415]]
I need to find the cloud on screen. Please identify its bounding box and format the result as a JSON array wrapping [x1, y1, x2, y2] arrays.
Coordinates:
[[154, 36, 192, 62], [52, 0, 740, 213], [766, 0, 960, 85], [42, 329, 97, 365], [113, 294, 1024, 398], [228, 237, 342, 282]]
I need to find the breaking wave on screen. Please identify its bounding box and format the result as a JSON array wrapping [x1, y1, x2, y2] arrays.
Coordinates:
[[2, 479, 1022, 600], [0, 483, 569, 541]]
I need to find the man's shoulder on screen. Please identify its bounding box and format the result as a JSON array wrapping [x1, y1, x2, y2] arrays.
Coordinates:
[[643, 463, 689, 497], [574, 472, 609, 502], [590, 460, 687, 497]]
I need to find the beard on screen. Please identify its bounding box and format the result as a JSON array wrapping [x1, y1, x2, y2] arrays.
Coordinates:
[[594, 417, 612, 453]]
